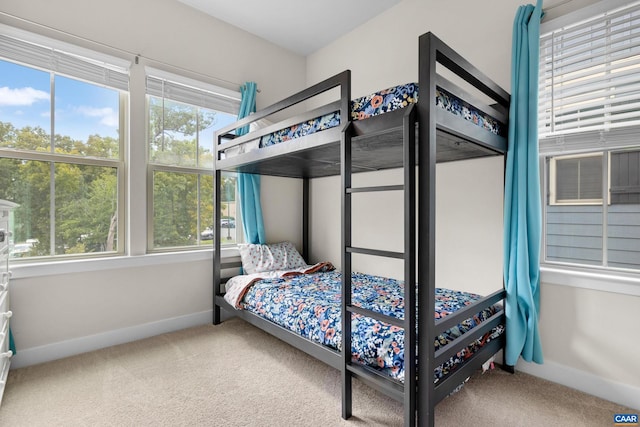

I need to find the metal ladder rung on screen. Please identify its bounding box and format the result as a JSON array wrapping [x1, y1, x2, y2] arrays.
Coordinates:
[[346, 185, 404, 194], [346, 246, 404, 259], [346, 304, 405, 328], [346, 363, 404, 402]]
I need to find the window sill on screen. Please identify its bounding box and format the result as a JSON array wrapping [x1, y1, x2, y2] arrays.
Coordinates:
[[10, 247, 240, 279], [540, 264, 640, 297]]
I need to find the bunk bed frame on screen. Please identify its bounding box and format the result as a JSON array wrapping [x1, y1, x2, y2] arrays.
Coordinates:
[[213, 32, 511, 427]]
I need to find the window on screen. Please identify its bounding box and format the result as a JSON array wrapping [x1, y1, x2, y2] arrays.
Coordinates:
[[0, 30, 127, 259], [146, 70, 240, 250], [539, 1, 640, 272], [610, 149, 640, 204], [549, 153, 603, 205]]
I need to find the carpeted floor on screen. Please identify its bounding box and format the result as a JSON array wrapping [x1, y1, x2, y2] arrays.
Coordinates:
[[0, 318, 633, 426]]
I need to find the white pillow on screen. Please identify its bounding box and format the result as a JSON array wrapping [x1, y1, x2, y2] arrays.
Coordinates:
[[238, 241, 307, 275]]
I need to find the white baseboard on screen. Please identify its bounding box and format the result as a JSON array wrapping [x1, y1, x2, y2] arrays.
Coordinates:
[[516, 359, 640, 411], [10, 310, 214, 369]]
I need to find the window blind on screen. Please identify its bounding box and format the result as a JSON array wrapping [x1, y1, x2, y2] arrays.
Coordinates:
[[539, 0, 640, 154], [146, 69, 240, 114], [0, 30, 129, 92]]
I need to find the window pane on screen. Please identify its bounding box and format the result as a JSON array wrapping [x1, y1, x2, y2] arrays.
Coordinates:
[[0, 158, 51, 258], [0, 60, 51, 152], [148, 97, 197, 166], [579, 156, 602, 200], [547, 154, 604, 265], [146, 76, 239, 251], [554, 155, 602, 202], [198, 109, 236, 169], [54, 164, 118, 255], [153, 171, 198, 248], [610, 150, 640, 204], [607, 149, 640, 271], [546, 150, 640, 271], [54, 75, 120, 159], [1, 39, 125, 261], [198, 110, 216, 169], [199, 174, 214, 244], [607, 203, 640, 271], [220, 174, 237, 245], [556, 159, 580, 200], [545, 204, 603, 266], [151, 172, 235, 248]]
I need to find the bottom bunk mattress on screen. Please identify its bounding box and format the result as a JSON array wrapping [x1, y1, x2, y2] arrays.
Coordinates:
[[230, 270, 504, 384]]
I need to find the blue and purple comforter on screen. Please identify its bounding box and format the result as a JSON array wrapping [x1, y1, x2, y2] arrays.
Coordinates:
[[231, 270, 503, 384]]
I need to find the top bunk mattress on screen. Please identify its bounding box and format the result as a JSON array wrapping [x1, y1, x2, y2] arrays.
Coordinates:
[[220, 82, 506, 161]]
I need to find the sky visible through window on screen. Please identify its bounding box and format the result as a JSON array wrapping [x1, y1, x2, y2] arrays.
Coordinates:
[[0, 59, 121, 143]]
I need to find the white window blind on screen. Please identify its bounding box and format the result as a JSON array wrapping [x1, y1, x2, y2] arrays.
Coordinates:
[[146, 68, 240, 114], [539, 1, 640, 154], [0, 26, 129, 91]]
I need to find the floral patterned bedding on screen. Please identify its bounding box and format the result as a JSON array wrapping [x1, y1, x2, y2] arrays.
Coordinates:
[[232, 269, 504, 384], [255, 82, 504, 150]]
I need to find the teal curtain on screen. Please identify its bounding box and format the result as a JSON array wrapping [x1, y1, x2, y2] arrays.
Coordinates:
[[237, 82, 257, 136], [503, 0, 544, 366], [237, 82, 265, 244], [9, 328, 15, 355]]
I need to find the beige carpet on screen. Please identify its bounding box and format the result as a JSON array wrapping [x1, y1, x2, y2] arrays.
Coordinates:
[[0, 318, 633, 426]]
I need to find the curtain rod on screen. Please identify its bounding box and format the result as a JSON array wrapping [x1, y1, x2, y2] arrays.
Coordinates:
[[0, 10, 259, 92], [544, 0, 574, 10]]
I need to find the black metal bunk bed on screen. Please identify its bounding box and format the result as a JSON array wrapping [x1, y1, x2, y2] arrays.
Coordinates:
[[213, 32, 510, 427]]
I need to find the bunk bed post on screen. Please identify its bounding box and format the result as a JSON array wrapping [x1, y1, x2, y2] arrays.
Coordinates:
[[303, 178, 309, 262], [341, 122, 354, 420], [213, 168, 222, 325], [403, 104, 418, 426], [339, 69, 353, 421], [417, 32, 439, 427]]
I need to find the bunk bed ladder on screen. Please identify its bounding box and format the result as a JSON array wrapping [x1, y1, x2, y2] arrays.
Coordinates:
[[341, 104, 417, 426]]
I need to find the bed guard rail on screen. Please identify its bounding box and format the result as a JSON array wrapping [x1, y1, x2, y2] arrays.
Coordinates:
[[215, 70, 351, 163]]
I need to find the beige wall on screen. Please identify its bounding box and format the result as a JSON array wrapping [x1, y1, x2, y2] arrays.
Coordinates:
[[13, 260, 212, 350], [539, 284, 640, 383], [306, 0, 640, 409]]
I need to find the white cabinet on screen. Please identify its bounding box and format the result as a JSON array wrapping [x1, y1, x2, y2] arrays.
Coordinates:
[[0, 200, 18, 405]]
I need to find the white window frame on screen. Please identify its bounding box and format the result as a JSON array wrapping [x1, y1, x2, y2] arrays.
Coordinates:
[[539, 0, 640, 294], [548, 152, 611, 205], [0, 25, 128, 261], [145, 68, 241, 253], [0, 24, 248, 279]]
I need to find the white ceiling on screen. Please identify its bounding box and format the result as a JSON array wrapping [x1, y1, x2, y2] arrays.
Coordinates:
[[178, 0, 402, 56]]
